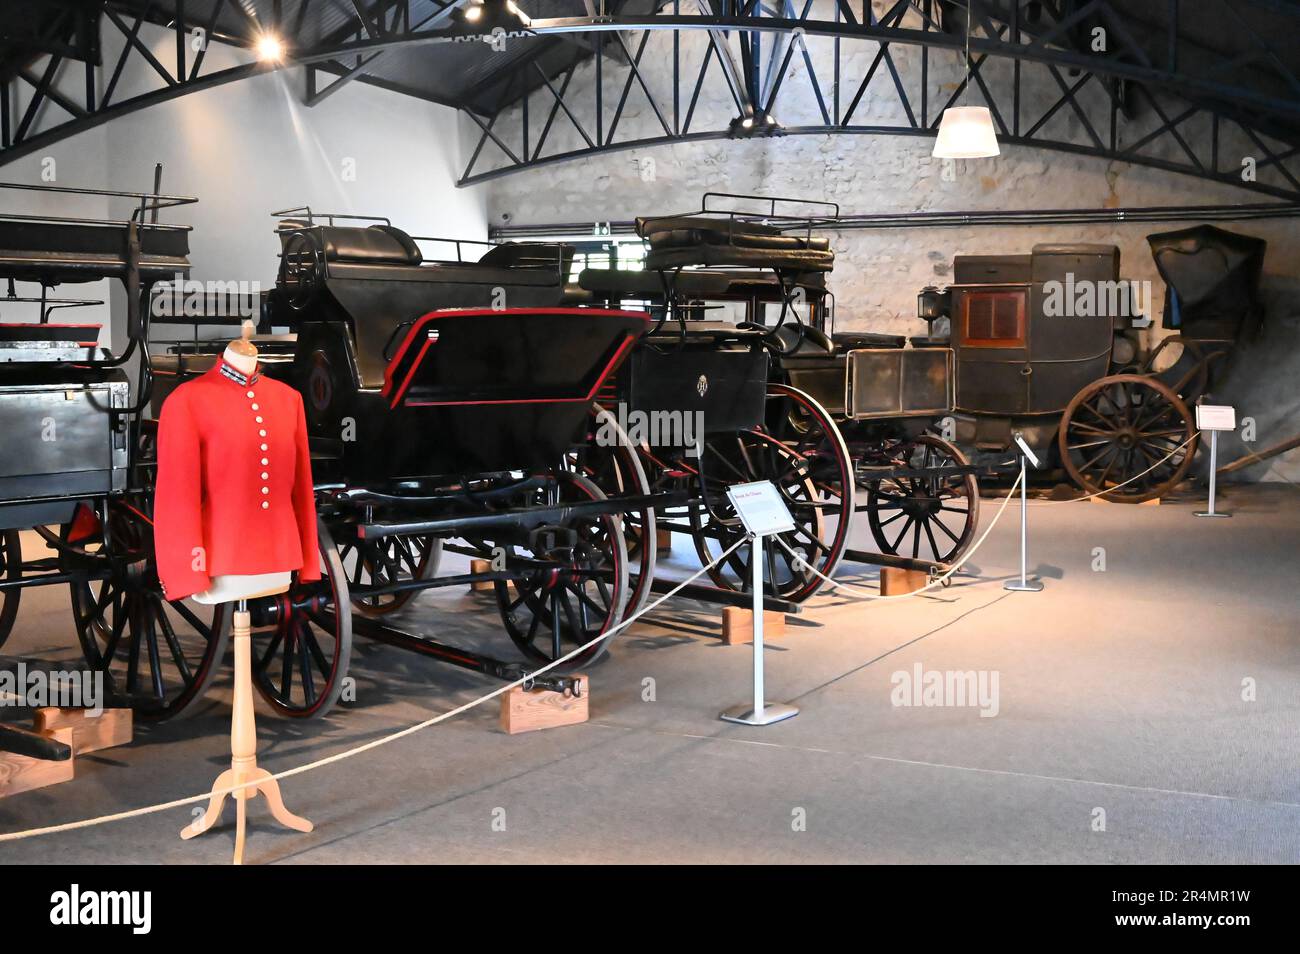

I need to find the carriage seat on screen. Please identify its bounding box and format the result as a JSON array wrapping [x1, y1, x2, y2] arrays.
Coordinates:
[[307, 224, 424, 266], [0, 219, 191, 284], [833, 331, 906, 350], [636, 214, 834, 273]]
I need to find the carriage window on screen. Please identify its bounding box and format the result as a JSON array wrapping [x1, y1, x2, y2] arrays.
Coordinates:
[[962, 291, 1026, 347]]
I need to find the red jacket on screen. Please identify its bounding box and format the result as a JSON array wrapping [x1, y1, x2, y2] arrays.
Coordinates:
[[155, 358, 320, 601]]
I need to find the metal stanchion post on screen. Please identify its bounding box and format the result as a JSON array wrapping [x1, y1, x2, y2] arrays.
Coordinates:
[[720, 533, 799, 726], [1005, 439, 1044, 593], [1195, 429, 1231, 518]]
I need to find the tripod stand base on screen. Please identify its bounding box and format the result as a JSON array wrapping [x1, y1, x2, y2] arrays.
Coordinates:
[[1004, 579, 1044, 592], [181, 764, 313, 865], [720, 702, 799, 726]]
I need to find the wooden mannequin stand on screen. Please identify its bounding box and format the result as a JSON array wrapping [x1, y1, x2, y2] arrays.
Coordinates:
[[181, 599, 313, 864]]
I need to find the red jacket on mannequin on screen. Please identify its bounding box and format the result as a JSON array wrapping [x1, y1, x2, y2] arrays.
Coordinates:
[[155, 358, 321, 601]]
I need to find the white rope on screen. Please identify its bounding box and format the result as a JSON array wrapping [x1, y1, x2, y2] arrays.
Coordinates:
[[775, 468, 1022, 602], [0, 536, 748, 843]]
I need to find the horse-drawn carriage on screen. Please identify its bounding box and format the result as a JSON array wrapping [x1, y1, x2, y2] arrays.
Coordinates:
[[918, 228, 1265, 502]]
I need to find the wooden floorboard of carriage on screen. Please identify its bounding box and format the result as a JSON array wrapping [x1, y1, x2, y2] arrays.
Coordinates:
[[2, 482, 1298, 864]]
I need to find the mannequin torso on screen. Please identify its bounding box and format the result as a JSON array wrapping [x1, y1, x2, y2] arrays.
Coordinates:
[[192, 340, 292, 604]]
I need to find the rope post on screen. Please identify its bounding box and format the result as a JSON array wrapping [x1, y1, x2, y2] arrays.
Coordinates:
[[720, 533, 799, 726], [1005, 436, 1044, 593], [1195, 429, 1232, 518]]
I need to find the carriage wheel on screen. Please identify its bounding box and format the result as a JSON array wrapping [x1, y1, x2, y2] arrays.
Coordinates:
[[1059, 373, 1198, 503], [338, 533, 441, 618], [496, 473, 630, 669], [863, 434, 980, 564], [64, 501, 229, 721], [690, 384, 855, 602], [564, 404, 657, 621], [0, 529, 20, 650], [251, 519, 352, 718]]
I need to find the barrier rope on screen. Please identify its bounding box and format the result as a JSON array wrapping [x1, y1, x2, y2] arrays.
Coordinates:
[[0, 536, 748, 843], [776, 429, 1203, 602]]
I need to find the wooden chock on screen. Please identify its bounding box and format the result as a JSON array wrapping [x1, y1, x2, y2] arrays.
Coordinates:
[[722, 606, 786, 645], [470, 558, 495, 592], [0, 727, 74, 798], [500, 675, 589, 734], [34, 706, 132, 755], [880, 567, 928, 595], [181, 608, 312, 864], [656, 527, 673, 554], [1088, 495, 1161, 506]]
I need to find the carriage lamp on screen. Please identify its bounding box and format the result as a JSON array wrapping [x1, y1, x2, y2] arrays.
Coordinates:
[[931, 1, 999, 159], [255, 33, 285, 63]]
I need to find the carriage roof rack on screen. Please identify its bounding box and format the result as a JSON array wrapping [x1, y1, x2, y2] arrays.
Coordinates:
[[637, 192, 841, 236], [271, 206, 392, 228], [0, 180, 196, 227]]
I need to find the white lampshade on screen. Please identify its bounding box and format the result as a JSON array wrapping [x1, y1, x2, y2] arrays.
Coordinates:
[[932, 106, 1000, 159]]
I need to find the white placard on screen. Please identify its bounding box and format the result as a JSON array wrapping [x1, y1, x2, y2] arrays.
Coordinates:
[[726, 480, 796, 537], [1195, 404, 1236, 432], [1013, 433, 1041, 468]]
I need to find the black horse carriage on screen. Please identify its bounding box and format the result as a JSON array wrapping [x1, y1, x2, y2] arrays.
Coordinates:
[[146, 209, 672, 718], [0, 178, 232, 735], [918, 228, 1266, 502], [574, 194, 984, 597]]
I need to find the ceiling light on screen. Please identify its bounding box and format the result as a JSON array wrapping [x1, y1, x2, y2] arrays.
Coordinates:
[[255, 34, 285, 63], [464, 4, 483, 20], [932, 106, 1000, 158], [741, 117, 754, 129], [931, 2, 998, 159]]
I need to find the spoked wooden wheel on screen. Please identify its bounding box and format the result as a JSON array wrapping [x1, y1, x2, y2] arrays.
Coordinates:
[[565, 404, 657, 621], [338, 533, 441, 618], [0, 529, 20, 650], [1059, 373, 1198, 503], [863, 434, 980, 564], [63, 501, 229, 721], [496, 473, 630, 668], [251, 519, 352, 718], [691, 384, 855, 602]]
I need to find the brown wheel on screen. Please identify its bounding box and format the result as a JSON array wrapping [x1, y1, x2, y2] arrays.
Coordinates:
[[0, 529, 20, 650], [863, 434, 980, 564], [251, 519, 352, 718], [338, 533, 441, 618], [62, 501, 229, 721], [1059, 373, 1198, 503]]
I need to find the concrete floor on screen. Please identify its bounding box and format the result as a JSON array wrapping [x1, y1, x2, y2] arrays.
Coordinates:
[[2, 482, 1298, 864]]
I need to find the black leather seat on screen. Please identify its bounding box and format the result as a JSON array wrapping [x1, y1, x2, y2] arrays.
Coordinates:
[[315, 225, 423, 266]]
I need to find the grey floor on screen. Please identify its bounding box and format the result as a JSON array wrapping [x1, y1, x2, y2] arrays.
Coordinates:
[[2, 482, 1298, 864]]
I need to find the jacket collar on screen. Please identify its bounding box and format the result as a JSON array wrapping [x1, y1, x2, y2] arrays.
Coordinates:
[[212, 356, 261, 387]]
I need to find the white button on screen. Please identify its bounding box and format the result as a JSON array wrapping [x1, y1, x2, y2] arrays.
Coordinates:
[[259, 429, 267, 437], [261, 501, 269, 509], [261, 458, 269, 465], [261, 487, 269, 495], [261, 472, 269, 480], [247, 391, 255, 398], [260, 443, 268, 451], [255, 416, 264, 423], [251, 403, 259, 410]]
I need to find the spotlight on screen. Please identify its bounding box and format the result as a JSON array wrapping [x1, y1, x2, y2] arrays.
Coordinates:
[[255, 34, 285, 63], [464, 3, 483, 20], [741, 117, 754, 129], [728, 110, 783, 139]]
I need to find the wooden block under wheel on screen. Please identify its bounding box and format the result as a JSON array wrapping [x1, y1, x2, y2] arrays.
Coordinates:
[[470, 558, 494, 592], [500, 676, 589, 734], [880, 567, 928, 596], [0, 727, 74, 798], [33, 707, 133, 755], [721, 607, 786, 645], [1088, 495, 1161, 505], [656, 528, 672, 553]]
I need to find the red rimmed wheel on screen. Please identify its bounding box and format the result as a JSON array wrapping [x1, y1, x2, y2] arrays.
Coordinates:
[[0, 529, 20, 650], [62, 500, 229, 721], [689, 384, 854, 602], [338, 533, 441, 618], [496, 472, 630, 669], [1059, 374, 1198, 503], [250, 519, 352, 718]]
